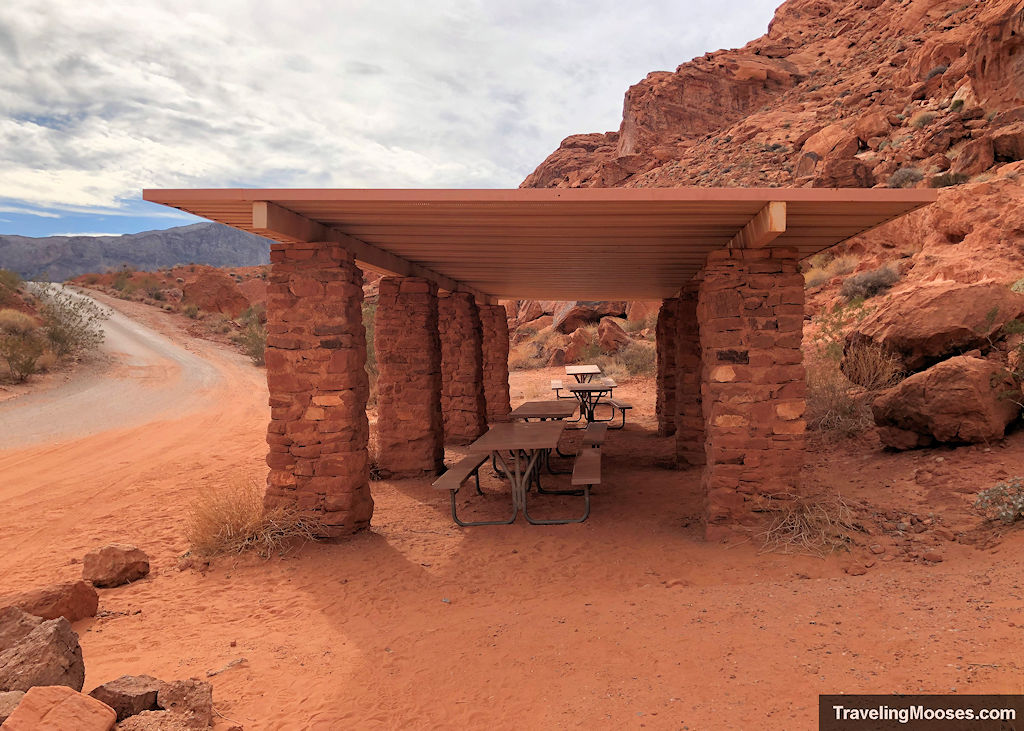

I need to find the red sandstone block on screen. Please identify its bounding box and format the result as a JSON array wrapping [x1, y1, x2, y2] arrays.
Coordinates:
[[267, 452, 296, 470], [773, 419, 806, 435]]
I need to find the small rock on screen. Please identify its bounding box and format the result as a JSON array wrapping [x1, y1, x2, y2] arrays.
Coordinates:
[[869, 544, 886, 555], [934, 527, 956, 541], [88, 675, 165, 721], [0, 685, 115, 730], [843, 564, 868, 576], [923, 552, 944, 563], [1, 581, 99, 622], [83, 545, 150, 588], [157, 678, 213, 728], [0, 607, 86, 693], [0, 690, 25, 724]]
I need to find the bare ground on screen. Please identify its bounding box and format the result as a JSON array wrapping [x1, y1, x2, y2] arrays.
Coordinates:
[[1, 301, 1023, 729]]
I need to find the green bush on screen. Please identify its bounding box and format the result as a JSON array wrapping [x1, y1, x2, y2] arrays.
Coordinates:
[[840, 266, 899, 301], [0, 308, 44, 382], [39, 288, 110, 359], [975, 478, 1024, 524]]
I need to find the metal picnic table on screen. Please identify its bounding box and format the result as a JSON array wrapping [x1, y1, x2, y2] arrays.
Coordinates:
[[566, 382, 615, 423], [565, 364, 602, 383], [466, 420, 577, 525]]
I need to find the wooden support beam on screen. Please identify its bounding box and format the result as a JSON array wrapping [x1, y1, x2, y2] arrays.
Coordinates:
[[727, 201, 786, 249], [252, 201, 496, 304]]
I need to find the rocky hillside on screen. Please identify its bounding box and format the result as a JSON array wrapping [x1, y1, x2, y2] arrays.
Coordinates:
[[514, 0, 1024, 360], [0, 223, 272, 282]]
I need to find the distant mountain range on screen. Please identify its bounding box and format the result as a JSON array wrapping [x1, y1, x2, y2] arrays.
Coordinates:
[[0, 222, 272, 281]]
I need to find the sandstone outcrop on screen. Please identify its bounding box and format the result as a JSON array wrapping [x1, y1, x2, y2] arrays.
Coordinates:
[[0, 691, 25, 724], [872, 356, 1020, 449], [181, 269, 249, 318], [1, 581, 99, 623], [156, 678, 213, 729], [0, 685, 115, 731], [844, 281, 1024, 375], [597, 317, 631, 353], [82, 545, 151, 588], [552, 301, 626, 334], [0, 607, 85, 693]]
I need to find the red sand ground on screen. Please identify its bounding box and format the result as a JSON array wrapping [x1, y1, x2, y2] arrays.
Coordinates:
[[1, 300, 1023, 729]]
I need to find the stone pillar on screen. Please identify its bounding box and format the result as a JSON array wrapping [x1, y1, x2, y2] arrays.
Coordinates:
[[697, 248, 805, 537], [675, 286, 705, 467], [264, 241, 373, 538], [373, 277, 444, 478], [655, 298, 678, 436], [438, 292, 487, 444], [479, 303, 512, 422]]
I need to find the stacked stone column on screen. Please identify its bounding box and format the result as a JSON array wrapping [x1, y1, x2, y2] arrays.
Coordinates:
[[264, 242, 373, 538], [675, 286, 705, 467], [373, 277, 444, 478], [479, 304, 512, 422], [697, 247, 806, 536], [438, 292, 488, 444], [655, 298, 679, 437]]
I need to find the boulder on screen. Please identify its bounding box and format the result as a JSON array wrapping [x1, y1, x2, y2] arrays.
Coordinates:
[[82, 545, 150, 588], [0, 685, 115, 731], [564, 328, 594, 363], [1, 581, 98, 622], [515, 300, 543, 325], [625, 300, 658, 325], [156, 678, 213, 729], [597, 317, 631, 353], [854, 111, 890, 143], [552, 301, 627, 334], [992, 121, 1024, 161], [88, 675, 165, 722], [872, 356, 1020, 449], [546, 348, 566, 367], [950, 137, 994, 177], [0, 691, 25, 724], [845, 280, 1024, 375], [0, 607, 85, 692]]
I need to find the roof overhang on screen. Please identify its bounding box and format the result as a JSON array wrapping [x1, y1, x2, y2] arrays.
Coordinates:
[[142, 187, 937, 302]]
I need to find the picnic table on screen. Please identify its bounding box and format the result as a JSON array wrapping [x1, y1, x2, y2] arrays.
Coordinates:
[[566, 382, 615, 423], [565, 364, 601, 383], [510, 400, 579, 422], [466, 420, 567, 524]]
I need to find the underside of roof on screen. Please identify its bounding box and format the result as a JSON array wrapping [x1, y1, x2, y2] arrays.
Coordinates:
[[142, 188, 936, 301]]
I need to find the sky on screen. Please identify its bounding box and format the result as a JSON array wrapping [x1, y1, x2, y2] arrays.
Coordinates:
[[0, 0, 781, 237]]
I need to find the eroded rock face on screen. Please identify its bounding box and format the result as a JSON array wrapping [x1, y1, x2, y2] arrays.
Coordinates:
[[597, 317, 631, 353], [1, 581, 99, 623], [552, 301, 626, 334], [0, 685, 115, 731], [181, 268, 249, 317], [82, 545, 150, 588], [0, 607, 86, 693], [844, 280, 1024, 374], [872, 356, 1020, 449], [0, 690, 25, 724], [88, 675, 165, 722]]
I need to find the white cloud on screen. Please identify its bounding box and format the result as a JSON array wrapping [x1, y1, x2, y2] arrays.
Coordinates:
[[0, 0, 781, 212]]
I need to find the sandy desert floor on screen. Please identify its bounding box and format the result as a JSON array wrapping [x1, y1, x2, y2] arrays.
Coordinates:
[[2, 295, 1024, 730]]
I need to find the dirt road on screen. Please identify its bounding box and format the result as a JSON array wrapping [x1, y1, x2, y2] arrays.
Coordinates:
[[0, 286, 222, 448]]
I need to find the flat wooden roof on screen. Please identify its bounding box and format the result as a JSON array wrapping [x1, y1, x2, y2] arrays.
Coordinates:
[[142, 188, 936, 301]]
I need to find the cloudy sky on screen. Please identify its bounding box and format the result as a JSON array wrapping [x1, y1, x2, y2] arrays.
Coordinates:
[[0, 0, 780, 237]]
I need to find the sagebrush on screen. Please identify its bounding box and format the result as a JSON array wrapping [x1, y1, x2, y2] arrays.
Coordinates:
[[840, 266, 898, 301], [0, 308, 45, 382], [975, 478, 1024, 525], [39, 287, 110, 358]]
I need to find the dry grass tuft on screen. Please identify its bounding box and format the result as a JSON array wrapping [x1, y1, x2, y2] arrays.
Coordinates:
[[841, 342, 904, 391], [185, 480, 325, 558], [760, 493, 857, 557]]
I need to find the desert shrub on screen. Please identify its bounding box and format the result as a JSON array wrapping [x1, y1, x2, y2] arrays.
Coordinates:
[[805, 358, 874, 435], [509, 341, 548, 370], [924, 65, 947, 80], [0, 269, 21, 307], [950, 98, 965, 112], [1011, 278, 1024, 294], [623, 312, 657, 334], [0, 308, 45, 382], [234, 304, 267, 366], [80, 273, 101, 286], [183, 303, 200, 319], [840, 342, 904, 391], [930, 172, 969, 188], [888, 166, 923, 188], [975, 478, 1024, 524], [840, 265, 898, 301], [185, 480, 325, 558], [596, 340, 656, 379], [803, 254, 859, 288], [39, 288, 110, 359], [760, 493, 857, 557], [110, 266, 136, 293], [910, 110, 937, 128]]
